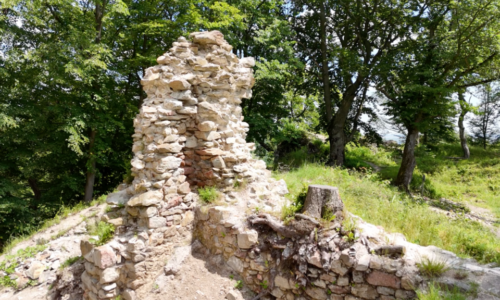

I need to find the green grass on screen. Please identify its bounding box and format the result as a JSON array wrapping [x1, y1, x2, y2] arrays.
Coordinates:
[[60, 256, 82, 269], [0, 245, 48, 288], [87, 221, 115, 246], [417, 257, 449, 277], [275, 164, 500, 264], [198, 186, 220, 204], [1, 194, 107, 256], [417, 282, 467, 300]]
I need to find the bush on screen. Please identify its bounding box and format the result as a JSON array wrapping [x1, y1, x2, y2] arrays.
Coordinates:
[[88, 221, 115, 246], [417, 257, 449, 277], [198, 186, 220, 204]]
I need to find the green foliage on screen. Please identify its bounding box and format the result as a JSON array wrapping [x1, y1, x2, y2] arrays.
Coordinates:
[[60, 256, 82, 269], [259, 280, 268, 289], [88, 222, 115, 246], [235, 280, 243, 289], [275, 164, 500, 264], [417, 257, 449, 277], [198, 187, 220, 204], [0, 245, 47, 288], [417, 282, 467, 300]]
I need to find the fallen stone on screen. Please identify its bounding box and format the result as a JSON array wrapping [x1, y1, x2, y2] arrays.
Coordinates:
[[128, 190, 163, 207], [26, 261, 45, 279]]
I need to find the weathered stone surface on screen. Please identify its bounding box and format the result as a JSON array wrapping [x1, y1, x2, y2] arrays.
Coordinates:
[[197, 121, 217, 132], [195, 148, 225, 156], [169, 78, 191, 90], [106, 189, 131, 205], [351, 284, 378, 299], [305, 287, 327, 300], [100, 267, 119, 284], [165, 246, 191, 275], [128, 190, 163, 207], [275, 275, 292, 289], [157, 143, 183, 153], [26, 261, 45, 279], [227, 256, 244, 273], [148, 217, 166, 228], [366, 270, 401, 289], [94, 245, 117, 269], [237, 230, 258, 249]]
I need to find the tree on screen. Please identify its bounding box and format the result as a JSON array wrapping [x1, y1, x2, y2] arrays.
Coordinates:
[[376, 0, 500, 191], [290, 0, 414, 166], [458, 92, 473, 158], [0, 0, 249, 247], [470, 83, 499, 149]]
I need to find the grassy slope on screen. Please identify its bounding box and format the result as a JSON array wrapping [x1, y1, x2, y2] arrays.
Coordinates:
[[274, 164, 500, 264], [372, 144, 500, 219]]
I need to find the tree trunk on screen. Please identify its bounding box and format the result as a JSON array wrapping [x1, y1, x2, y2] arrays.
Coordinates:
[[394, 127, 419, 192], [319, 1, 332, 124], [28, 178, 41, 201], [327, 91, 357, 166], [302, 185, 344, 222], [458, 93, 470, 159], [84, 129, 97, 202]]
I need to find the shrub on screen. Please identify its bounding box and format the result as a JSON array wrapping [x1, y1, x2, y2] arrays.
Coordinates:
[[88, 221, 115, 246], [198, 186, 220, 203], [417, 282, 466, 300], [417, 257, 449, 277]]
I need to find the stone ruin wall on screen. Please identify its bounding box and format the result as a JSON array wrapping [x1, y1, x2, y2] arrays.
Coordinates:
[[78, 31, 499, 300], [79, 31, 288, 300]]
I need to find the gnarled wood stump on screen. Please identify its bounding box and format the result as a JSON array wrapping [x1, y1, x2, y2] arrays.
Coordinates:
[[302, 185, 344, 222]]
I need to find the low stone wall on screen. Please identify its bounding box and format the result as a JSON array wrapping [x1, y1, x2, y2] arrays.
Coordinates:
[[195, 206, 422, 300]]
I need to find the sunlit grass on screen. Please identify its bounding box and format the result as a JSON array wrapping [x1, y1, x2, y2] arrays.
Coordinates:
[[274, 164, 500, 264]]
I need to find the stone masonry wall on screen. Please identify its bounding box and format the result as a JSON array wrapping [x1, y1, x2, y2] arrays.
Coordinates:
[[79, 31, 288, 300]]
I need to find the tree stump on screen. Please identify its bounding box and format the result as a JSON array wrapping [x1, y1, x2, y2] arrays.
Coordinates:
[[302, 185, 344, 222]]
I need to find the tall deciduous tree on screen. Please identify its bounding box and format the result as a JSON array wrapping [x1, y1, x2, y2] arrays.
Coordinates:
[[376, 0, 500, 191], [291, 0, 413, 166], [471, 83, 499, 149]]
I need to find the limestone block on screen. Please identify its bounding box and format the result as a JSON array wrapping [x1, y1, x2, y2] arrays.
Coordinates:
[[195, 130, 220, 141], [93, 245, 117, 269], [26, 261, 45, 280], [131, 158, 145, 170], [356, 254, 371, 271], [128, 190, 163, 207], [305, 287, 327, 300], [154, 156, 182, 173], [351, 284, 378, 299], [237, 230, 258, 249], [198, 121, 217, 132], [169, 78, 191, 90], [100, 267, 120, 284], [195, 148, 225, 156], [148, 217, 166, 228], [367, 270, 401, 289], [107, 217, 124, 226], [157, 143, 183, 153], [211, 156, 226, 168], [163, 99, 183, 110], [178, 182, 191, 194], [190, 30, 224, 45], [227, 256, 244, 273], [185, 136, 197, 148], [140, 206, 158, 218], [177, 106, 197, 114]]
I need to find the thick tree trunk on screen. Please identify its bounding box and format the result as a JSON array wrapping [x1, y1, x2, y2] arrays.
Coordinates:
[[458, 93, 470, 159], [327, 91, 357, 166], [84, 129, 97, 202], [302, 185, 344, 222], [394, 127, 419, 192]]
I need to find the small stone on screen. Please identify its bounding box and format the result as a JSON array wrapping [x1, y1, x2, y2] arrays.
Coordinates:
[[26, 261, 45, 279], [274, 275, 291, 289], [305, 287, 327, 300], [237, 230, 258, 249], [107, 217, 124, 226], [271, 288, 284, 298], [227, 256, 244, 273], [128, 190, 163, 207], [157, 143, 183, 153], [100, 267, 119, 284], [377, 286, 395, 296], [169, 78, 191, 90], [330, 260, 349, 276], [197, 121, 217, 131], [307, 250, 323, 268], [148, 217, 166, 228], [106, 189, 131, 205], [93, 245, 117, 269], [356, 254, 371, 271], [226, 290, 240, 300], [366, 270, 401, 289], [178, 182, 191, 194], [195, 148, 225, 156], [351, 284, 378, 299]]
